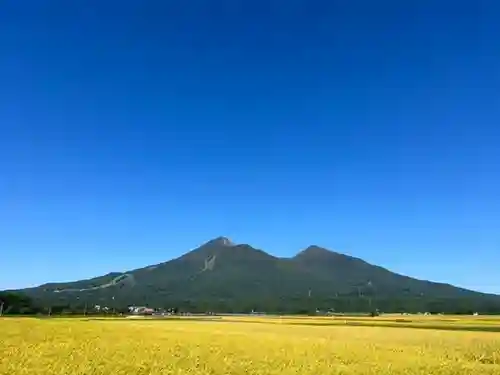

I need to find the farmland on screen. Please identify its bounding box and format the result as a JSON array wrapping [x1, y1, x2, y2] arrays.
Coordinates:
[[1, 316, 500, 374]]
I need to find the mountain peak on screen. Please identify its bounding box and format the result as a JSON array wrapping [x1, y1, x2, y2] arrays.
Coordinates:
[[297, 245, 333, 257], [204, 236, 235, 247]]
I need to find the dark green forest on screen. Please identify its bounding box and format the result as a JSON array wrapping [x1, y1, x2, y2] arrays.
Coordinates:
[[0, 292, 42, 315]]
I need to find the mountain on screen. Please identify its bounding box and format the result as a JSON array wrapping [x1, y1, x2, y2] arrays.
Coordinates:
[[9, 237, 500, 314]]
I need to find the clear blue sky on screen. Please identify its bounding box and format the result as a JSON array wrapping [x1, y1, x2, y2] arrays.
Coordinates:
[[1, 1, 499, 293]]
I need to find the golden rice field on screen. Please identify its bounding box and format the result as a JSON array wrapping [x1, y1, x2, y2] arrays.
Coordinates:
[[1, 316, 500, 375]]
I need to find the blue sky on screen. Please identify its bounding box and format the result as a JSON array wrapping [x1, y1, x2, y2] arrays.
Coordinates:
[[1, 1, 499, 293]]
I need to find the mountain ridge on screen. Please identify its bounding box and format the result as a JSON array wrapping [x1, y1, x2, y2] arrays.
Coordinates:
[[8, 236, 500, 314]]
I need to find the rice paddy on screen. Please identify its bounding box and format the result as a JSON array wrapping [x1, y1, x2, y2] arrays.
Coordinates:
[[1, 315, 500, 374]]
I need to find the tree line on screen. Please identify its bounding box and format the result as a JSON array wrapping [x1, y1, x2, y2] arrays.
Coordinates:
[[0, 292, 44, 315], [2, 291, 500, 316]]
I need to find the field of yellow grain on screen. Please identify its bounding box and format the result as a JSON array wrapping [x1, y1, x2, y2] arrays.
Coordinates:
[[1, 317, 499, 374]]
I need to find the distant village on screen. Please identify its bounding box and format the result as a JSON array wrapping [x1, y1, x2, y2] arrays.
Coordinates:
[[94, 304, 180, 316], [90, 304, 479, 317]]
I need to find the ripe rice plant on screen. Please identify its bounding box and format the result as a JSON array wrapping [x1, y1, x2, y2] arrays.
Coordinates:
[[1, 316, 499, 374]]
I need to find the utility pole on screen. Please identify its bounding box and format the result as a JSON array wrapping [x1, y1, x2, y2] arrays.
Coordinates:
[[357, 286, 361, 312], [367, 281, 374, 314], [0, 301, 4, 316], [308, 289, 313, 315]]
